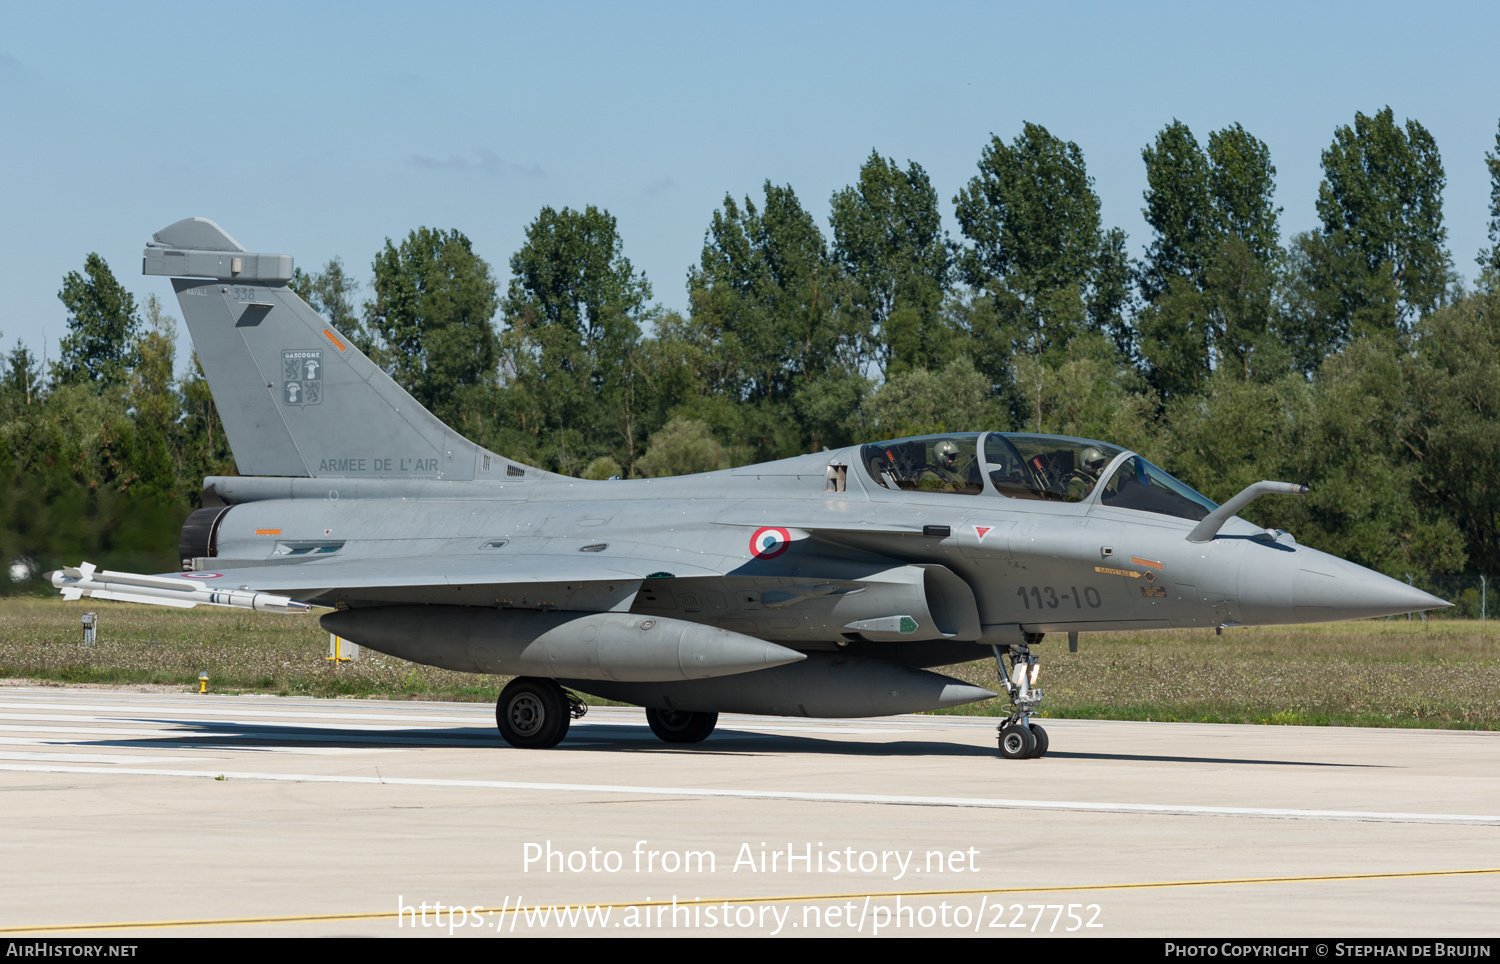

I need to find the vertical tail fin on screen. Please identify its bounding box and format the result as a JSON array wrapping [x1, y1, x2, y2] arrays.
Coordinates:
[[145, 218, 539, 481]]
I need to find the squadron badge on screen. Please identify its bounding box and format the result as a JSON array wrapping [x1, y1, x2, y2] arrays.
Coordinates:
[[283, 350, 323, 407]]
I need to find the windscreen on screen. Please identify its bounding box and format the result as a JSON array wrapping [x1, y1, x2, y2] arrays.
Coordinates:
[[1099, 456, 1218, 521]]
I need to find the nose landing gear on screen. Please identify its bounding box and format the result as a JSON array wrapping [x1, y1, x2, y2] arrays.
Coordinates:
[[994, 634, 1048, 759]]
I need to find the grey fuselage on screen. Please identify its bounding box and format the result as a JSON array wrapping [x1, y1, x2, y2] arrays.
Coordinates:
[[193, 442, 1417, 652], [143, 216, 1445, 720]]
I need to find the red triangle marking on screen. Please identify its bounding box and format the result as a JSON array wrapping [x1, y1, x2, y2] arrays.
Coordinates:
[[974, 525, 992, 540]]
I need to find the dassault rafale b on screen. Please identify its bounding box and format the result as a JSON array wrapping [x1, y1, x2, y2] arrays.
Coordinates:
[[49, 219, 1449, 758]]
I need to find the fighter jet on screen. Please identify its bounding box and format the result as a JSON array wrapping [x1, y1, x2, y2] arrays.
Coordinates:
[[49, 219, 1450, 758]]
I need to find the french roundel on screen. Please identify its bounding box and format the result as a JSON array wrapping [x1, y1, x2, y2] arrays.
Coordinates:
[[181, 572, 222, 579], [749, 526, 792, 559]]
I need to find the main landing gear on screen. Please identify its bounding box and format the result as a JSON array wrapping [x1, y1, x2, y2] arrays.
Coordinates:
[[496, 677, 587, 749], [994, 634, 1048, 760], [645, 707, 718, 744]]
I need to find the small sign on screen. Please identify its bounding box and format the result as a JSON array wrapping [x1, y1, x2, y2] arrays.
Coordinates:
[[327, 633, 359, 662]]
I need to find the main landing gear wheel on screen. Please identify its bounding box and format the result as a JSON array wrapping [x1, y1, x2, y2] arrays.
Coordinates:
[[645, 708, 718, 744], [998, 723, 1036, 760], [496, 677, 570, 749]]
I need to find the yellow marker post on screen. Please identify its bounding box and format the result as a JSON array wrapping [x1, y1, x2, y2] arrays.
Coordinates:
[[197, 672, 208, 694]]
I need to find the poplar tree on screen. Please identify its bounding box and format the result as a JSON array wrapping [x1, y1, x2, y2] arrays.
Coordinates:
[[292, 257, 369, 351], [1140, 121, 1280, 298], [1312, 106, 1451, 330], [363, 228, 499, 421], [53, 254, 139, 389], [1, 342, 41, 411], [127, 294, 180, 495], [829, 151, 952, 375], [689, 183, 852, 400], [1479, 118, 1500, 285], [1137, 121, 1282, 394], [686, 183, 863, 456], [500, 206, 653, 474], [953, 123, 1128, 361]]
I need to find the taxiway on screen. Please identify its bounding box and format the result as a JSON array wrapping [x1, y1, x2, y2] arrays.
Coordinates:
[[0, 684, 1495, 937]]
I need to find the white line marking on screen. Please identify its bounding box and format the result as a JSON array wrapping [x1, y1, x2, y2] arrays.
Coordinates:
[[0, 752, 215, 765], [707, 725, 897, 735], [0, 724, 205, 738], [0, 707, 487, 726], [0, 763, 1495, 826], [0, 712, 495, 733], [0, 739, 390, 757]]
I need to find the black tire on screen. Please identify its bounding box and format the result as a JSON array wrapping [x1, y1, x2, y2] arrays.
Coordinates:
[[645, 707, 718, 744], [1028, 723, 1049, 758], [998, 723, 1036, 760], [496, 677, 570, 749]]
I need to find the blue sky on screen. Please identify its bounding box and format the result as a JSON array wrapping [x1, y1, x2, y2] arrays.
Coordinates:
[[2, 1, 1497, 369]]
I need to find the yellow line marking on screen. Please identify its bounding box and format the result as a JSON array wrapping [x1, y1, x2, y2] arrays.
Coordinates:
[[5, 867, 1498, 934]]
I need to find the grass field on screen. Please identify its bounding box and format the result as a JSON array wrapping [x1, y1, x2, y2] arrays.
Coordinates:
[[1, 598, 1495, 729]]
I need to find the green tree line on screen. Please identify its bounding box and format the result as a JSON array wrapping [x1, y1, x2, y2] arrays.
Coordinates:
[[5, 107, 1500, 595]]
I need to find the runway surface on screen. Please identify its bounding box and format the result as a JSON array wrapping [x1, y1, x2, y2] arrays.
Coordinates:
[[0, 684, 1496, 938]]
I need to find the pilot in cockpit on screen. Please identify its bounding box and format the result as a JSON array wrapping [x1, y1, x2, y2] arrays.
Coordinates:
[[921, 440, 982, 492]]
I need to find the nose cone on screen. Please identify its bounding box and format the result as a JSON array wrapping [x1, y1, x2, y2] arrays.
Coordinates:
[[1291, 550, 1451, 622]]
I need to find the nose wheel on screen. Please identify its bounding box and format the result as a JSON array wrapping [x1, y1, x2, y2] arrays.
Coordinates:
[[998, 723, 1035, 759], [994, 636, 1048, 759]]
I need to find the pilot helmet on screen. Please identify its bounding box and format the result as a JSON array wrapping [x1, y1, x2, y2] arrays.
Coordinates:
[[1080, 445, 1109, 471], [934, 440, 960, 468]]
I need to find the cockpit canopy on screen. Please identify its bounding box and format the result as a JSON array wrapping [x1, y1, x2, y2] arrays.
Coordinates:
[[859, 432, 1219, 521], [985, 433, 1121, 503], [861, 434, 986, 496]]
